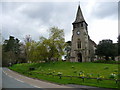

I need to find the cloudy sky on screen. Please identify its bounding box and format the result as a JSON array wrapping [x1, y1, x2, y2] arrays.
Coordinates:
[[0, 0, 119, 44]]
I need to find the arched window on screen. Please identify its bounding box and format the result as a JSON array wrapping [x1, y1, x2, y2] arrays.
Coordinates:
[[77, 39, 81, 48], [73, 23, 80, 28], [73, 25, 76, 28]]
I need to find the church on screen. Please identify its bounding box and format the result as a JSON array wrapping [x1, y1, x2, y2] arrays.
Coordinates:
[[70, 5, 96, 62]]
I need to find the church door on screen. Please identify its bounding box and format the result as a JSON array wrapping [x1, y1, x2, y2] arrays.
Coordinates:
[[78, 53, 82, 62]]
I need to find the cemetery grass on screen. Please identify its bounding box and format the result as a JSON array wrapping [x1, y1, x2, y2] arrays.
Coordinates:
[[9, 61, 119, 89]]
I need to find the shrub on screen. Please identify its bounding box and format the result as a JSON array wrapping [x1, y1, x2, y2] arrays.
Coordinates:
[[47, 72, 53, 75], [79, 74, 85, 77], [113, 69, 118, 72], [53, 70, 55, 73], [57, 72, 62, 79], [109, 73, 116, 79], [57, 72, 62, 76], [104, 66, 109, 70], [29, 67, 35, 71], [79, 71, 84, 76], [28, 72, 32, 75], [73, 70, 77, 73], [86, 73, 93, 78], [93, 60, 120, 64], [71, 66, 75, 69]]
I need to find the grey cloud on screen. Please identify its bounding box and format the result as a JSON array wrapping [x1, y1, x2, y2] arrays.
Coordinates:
[[1, 2, 77, 42], [21, 3, 55, 23], [18, 2, 77, 40], [2, 2, 117, 43], [20, 2, 76, 25], [91, 2, 118, 19], [2, 2, 25, 14]]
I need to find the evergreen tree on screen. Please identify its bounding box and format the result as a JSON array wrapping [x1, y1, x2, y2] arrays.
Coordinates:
[[64, 41, 71, 60], [96, 39, 117, 60], [2, 36, 21, 66]]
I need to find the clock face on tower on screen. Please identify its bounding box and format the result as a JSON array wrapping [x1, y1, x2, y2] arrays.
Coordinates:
[[77, 31, 80, 35]]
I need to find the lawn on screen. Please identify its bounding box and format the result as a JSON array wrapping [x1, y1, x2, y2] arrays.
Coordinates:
[[9, 61, 119, 89]]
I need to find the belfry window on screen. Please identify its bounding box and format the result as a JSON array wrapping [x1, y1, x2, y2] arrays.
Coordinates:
[[77, 39, 81, 48], [73, 25, 76, 28], [81, 23, 83, 27], [73, 24, 77, 28]]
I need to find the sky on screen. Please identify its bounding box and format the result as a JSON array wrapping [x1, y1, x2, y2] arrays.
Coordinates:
[[0, 0, 119, 44]]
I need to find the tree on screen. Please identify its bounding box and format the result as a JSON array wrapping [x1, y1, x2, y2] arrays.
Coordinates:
[[95, 39, 117, 60], [26, 27, 65, 63], [3, 36, 20, 54], [37, 37, 50, 62], [2, 36, 21, 66], [48, 27, 65, 61], [64, 41, 71, 60], [18, 43, 28, 63], [24, 35, 33, 62], [118, 35, 120, 56]]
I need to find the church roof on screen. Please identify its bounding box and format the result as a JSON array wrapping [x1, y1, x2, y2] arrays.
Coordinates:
[[89, 39, 97, 47], [73, 5, 85, 24]]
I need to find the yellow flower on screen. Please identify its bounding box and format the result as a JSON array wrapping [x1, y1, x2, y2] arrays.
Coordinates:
[[99, 76, 104, 78], [80, 74, 85, 77]]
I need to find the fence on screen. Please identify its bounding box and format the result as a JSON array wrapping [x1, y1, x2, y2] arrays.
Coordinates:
[[31, 72, 120, 84]]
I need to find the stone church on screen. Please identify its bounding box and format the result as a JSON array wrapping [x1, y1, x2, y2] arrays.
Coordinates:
[[70, 5, 96, 62]]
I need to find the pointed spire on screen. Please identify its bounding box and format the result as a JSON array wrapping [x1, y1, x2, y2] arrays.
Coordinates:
[[73, 5, 85, 23]]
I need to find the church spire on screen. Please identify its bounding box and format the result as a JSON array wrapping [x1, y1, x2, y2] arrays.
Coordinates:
[[73, 5, 85, 23]]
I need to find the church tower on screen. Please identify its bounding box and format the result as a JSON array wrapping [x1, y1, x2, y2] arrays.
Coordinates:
[[70, 5, 89, 62]]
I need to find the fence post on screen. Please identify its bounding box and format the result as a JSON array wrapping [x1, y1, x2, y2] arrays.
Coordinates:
[[82, 77, 84, 82], [115, 79, 118, 84], [59, 75, 62, 79], [97, 78, 99, 83]]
